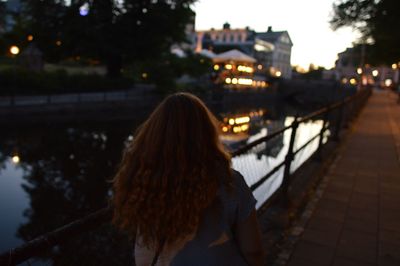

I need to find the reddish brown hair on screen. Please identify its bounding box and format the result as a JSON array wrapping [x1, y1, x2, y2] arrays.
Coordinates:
[[112, 92, 232, 248]]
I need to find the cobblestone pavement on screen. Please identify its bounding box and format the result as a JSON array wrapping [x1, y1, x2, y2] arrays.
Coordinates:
[[275, 90, 400, 266]]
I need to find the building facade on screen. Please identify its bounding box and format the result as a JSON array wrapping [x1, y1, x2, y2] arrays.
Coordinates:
[[195, 23, 293, 79], [335, 47, 399, 88]]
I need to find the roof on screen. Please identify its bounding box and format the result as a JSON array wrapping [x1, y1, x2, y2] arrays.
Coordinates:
[[198, 49, 216, 58], [213, 49, 256, 63], [256, 31, 293, 46]]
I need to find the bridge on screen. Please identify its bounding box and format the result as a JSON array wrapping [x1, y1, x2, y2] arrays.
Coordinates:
[[3, 88, 396, 266]]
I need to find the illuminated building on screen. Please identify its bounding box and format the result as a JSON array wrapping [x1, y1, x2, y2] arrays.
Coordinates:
[[195, 23, 293, 79], [211, 49, 269, 89]]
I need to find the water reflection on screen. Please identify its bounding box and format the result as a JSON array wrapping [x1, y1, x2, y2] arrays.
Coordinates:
[[0, 124, 132, 264], [0, 106, 326, 264]]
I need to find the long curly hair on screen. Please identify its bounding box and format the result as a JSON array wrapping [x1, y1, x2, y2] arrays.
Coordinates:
[[112, 92, 232, 248]]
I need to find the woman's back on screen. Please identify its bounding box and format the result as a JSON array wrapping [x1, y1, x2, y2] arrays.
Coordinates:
[[112, 93, 264, 265], [134, 170, 257, 266]]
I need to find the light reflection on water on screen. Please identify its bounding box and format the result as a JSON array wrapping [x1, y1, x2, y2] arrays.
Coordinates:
[[0, 111, 325, 256], [0, 159, 29, 251], [230, 116, 325, 208]]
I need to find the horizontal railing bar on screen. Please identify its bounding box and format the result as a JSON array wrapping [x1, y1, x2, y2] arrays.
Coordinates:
[[298, 106, 329, 123], [292, 131, 323, 156], [231, 125, 291, 157], [250, 160, 286, 191], [297, 93, 357, 124], [0, 207, 112, 266]]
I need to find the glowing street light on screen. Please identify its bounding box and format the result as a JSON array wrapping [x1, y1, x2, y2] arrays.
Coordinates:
[[12, 155, 20, 164], [372, 70, 379, 77], [392, 63, 397, 70], [357, 68, 363, 74], [10, 45, 20, 55]]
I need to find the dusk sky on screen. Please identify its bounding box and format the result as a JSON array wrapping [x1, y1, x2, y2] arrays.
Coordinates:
[[193, 0, 361, 70]]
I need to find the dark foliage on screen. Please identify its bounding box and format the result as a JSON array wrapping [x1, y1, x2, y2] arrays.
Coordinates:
[[331, 0, 400, 64], [2, 0, 196, 77], [0, 68, 134, 95]]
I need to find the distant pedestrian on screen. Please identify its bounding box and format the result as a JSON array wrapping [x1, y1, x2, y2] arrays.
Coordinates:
[[112, 92, 264, 266]]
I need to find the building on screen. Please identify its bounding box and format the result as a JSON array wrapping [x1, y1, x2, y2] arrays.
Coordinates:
[[195, 23, 293, 79], [256, 27, 293, 79], [211, 49, 268, 89], [335, 47, 399, 88]]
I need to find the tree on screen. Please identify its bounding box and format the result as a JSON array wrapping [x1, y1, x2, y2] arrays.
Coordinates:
[[0, 1, 5, 31], [11, 0, 196, 77], [331, 0, 400, 65]]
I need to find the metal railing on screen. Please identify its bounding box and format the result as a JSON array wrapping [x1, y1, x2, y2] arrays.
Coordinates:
[[0, 88, 371, 266]]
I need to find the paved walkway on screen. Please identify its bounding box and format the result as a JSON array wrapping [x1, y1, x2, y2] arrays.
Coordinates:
[[286, 90, 400, 266]]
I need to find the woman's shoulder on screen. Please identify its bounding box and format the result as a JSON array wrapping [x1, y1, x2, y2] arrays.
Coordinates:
[[231, 169, 249, 189]]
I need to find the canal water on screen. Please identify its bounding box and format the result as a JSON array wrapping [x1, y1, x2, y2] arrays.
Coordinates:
[[0, 102, 325, 262]]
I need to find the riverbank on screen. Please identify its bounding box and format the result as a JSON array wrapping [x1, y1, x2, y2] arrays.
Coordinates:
[[0, 88, 280, 126], [0, 79, 357, 126]]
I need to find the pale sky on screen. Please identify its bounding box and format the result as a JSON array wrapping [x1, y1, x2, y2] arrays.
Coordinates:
[[193, 0, 361, 70]]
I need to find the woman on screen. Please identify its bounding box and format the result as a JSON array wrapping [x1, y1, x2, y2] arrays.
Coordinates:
[[113, 92, 264, 265]]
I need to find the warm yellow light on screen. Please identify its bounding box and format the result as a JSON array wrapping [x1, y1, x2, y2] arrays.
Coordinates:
[[240, 124, 249, 131], [341, 78, 348, 84], [237, 65, 253, 73], [238, 78, 253, 85], [213, 65, 220, 71], [12, 155, 20, 164], [225, 64, 232, 70], [225, 77, 231, 84], [261, 81, 267, 87], [233, 126, 242, 133], [142, 72, 148, 79], [232, 78, 238, 84], [228, 118, 235, 125], [27, 35, 34, 41], [275, 71, 282, 77], [235, 116, 250, 124], [252, 80, 257, 86], [222, 126, 228, 132], [372, 70, 379, 77], [392, 63, 397, 70], [10, 45, 20, 55], [357, 68, 362, 74], [385, 79, 392, 87], [257, 64, 263, 70], [349, 78, 357, 85], [56, 40, 62, 46]]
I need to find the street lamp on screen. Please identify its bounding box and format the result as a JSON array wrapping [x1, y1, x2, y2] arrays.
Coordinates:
[[9, 45, 20, 105], [12, 155, 20, 164], [10, 45, 20, 55]]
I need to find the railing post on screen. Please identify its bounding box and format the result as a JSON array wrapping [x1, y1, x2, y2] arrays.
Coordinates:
[[282, 117, 298, 206], [344, 98, 353, 128], [316, 110, 329, 161], [333, 101, 344, 141]]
